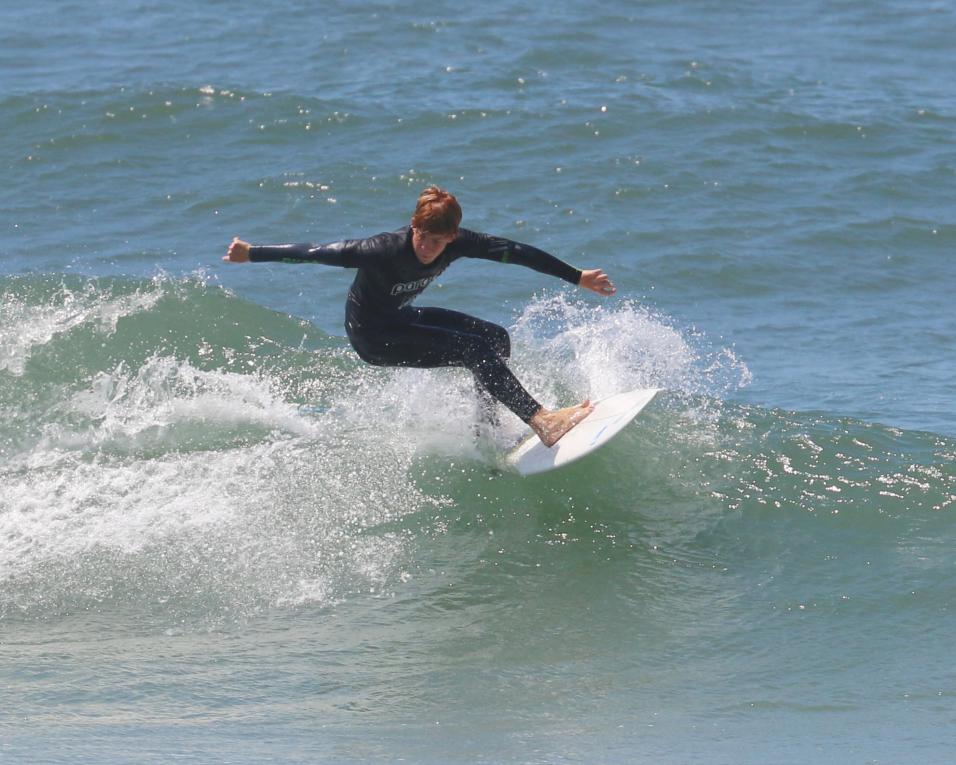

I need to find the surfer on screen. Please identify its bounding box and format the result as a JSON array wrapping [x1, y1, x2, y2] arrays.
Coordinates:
[[222, 186, 616, 446]]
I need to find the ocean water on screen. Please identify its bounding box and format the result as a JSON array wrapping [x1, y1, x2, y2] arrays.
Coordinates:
[[1, 1, 955, 763]]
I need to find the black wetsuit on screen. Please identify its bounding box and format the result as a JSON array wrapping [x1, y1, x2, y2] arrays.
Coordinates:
[[249, 226, 582, 423]]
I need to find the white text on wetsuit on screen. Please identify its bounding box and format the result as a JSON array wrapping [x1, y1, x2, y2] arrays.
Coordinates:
[[390, 275, 438, 295]]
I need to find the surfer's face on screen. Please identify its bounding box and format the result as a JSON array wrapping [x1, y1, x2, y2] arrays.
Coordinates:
[[412, 227, 457, 264]]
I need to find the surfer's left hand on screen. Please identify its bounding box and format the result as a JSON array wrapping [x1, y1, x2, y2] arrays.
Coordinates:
[[579, 269, 616, 296]]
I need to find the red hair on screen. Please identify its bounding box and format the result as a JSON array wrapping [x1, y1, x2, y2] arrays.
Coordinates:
[[411, 186, 462, 234]]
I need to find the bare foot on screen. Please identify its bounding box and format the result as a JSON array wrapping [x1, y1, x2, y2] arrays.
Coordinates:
[[529, 400, 594, 447]]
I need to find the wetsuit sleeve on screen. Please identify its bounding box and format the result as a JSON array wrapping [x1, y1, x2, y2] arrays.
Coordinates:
[[457, 230, 582, 285], [248, 233, 392, 268]]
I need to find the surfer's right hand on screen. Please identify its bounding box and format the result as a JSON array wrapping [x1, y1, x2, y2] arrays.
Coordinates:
[[223, 237, 251, 263]]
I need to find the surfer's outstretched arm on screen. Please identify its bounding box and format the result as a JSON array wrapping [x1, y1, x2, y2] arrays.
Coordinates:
[[457, 232, 616, 298], [223, 234, 392, 268]]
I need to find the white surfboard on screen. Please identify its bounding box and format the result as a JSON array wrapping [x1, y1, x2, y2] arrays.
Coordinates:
[[505, 388, 661, 476]]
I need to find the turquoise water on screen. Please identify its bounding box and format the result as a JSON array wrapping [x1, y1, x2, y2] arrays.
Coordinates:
[[2, 2, 955, 763]]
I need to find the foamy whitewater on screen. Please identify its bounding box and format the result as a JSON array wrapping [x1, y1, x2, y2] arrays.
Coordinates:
[[2, 1, 955, 763]]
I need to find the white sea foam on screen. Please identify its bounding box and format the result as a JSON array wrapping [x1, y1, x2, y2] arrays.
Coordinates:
[[0, 351, 447, 619], [510, 293, 751, 402], [57, 354, 319, 454]]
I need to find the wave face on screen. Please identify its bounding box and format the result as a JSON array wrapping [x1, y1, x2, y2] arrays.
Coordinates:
[[0, 275, 737, 615], [2, 274, 951, 622], [3, 274, 954, 763]]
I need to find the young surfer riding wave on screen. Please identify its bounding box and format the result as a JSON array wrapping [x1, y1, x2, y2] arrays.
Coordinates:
[[223, 186, 616, 446]]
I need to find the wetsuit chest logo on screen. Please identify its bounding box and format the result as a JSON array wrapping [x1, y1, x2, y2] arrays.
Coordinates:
[[390, 275, 439, 296]]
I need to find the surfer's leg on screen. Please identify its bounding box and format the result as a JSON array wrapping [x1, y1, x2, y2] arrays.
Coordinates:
[[410, 308, 535, 424], [348, 309, 540, 424], [410, 308, 507, 427], [410, 307, 511, 358], [408, 311, 596, 446]]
